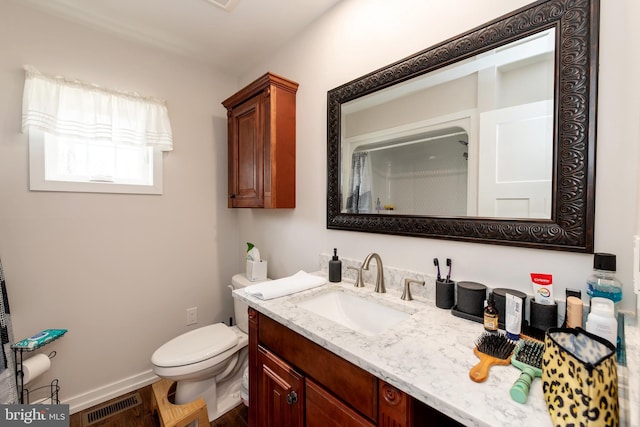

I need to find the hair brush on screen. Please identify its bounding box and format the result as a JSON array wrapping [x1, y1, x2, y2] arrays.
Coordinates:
[[469, 332, 517, 382], [509, 338, 544, 403]]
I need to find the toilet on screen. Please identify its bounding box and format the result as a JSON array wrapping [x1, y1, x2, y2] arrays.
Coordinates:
[[151, 274, 265, 422]]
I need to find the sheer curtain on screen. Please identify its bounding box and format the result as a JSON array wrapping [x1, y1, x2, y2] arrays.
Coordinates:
[[21, 65, 173, 150], [346, 151, 372, 213], [0, 259, 17, 404]]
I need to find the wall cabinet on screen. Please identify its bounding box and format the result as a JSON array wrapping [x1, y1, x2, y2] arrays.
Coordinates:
[[222, 73, 298, 208], [248, 308, 451, 427]]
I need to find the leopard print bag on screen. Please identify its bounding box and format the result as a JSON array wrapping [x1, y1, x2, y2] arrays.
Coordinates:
[[542, 327, 618, 426]]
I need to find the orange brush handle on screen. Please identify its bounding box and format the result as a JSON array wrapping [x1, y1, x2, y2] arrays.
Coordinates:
[[469, 347, 512, 383]]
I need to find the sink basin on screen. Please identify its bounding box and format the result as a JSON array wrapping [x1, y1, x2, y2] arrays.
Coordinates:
[[295, 289, 411, 336]]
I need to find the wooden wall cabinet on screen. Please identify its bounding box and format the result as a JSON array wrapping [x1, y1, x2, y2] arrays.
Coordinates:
[[247, 309, 448, 427], [222, 73, 298, 208]]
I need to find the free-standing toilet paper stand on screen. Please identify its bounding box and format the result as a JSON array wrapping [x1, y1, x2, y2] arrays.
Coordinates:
[[11, 329, 66, 404]]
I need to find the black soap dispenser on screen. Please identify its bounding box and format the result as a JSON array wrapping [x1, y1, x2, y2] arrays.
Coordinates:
[[329, 248, 342, 282]]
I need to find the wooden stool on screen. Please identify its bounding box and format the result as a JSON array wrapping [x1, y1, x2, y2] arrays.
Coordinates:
[[151, 379, 209, 427]]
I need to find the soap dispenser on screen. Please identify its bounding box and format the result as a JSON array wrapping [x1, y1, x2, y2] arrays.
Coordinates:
[[329, 248, 342, 282]]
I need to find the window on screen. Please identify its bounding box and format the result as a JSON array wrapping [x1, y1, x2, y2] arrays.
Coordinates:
[[22, 66, 173, 195], [29, 130, 163, 194]]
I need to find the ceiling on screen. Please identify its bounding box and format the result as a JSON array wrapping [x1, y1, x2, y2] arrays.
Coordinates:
[[18, 0, 342, 75]]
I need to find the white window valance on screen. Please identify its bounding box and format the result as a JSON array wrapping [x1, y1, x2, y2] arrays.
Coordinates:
[[21, 66, 173, 151]]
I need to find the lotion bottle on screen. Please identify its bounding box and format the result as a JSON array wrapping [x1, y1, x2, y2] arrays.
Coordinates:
[[329, 248, 342, 282], [586, 297, 617, 346]]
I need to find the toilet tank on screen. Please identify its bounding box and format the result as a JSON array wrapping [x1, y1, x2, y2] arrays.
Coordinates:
[[231, 273, 270, 333]]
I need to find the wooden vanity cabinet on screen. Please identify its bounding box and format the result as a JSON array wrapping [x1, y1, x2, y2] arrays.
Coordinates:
[[222, 73, 298, 208], [257, 346, 304, 427], [248, 308, 422, 427], [306, 379, 376, 427]]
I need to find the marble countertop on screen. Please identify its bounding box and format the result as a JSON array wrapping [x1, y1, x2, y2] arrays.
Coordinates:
[[234, 277, 639, 427]]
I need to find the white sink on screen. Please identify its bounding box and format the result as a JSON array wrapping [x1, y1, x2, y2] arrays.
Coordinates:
[[295, 289, 411, 336]]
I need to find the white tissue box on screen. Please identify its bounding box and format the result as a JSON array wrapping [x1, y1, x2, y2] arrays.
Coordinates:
[[246, 260, 267, 281]]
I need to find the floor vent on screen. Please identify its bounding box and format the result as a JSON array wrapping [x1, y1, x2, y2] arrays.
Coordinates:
[[82, 392, 142, 426]]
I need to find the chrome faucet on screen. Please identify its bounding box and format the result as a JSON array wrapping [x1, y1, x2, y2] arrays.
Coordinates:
[[362, 253, 385, 293]]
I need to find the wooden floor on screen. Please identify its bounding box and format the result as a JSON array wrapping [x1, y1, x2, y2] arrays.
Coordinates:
[[69, 384, 248, 427]]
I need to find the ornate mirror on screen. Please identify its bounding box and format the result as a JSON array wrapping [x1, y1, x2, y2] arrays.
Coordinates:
[[327, 0, 599, 252]]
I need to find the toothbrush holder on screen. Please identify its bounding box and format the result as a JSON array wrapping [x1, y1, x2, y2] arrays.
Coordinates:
[[436, 279, 455, 309], [530, 299, 558, 332]]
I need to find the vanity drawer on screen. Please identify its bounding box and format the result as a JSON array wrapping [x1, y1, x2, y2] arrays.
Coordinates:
[[258, 314, 378, 421]]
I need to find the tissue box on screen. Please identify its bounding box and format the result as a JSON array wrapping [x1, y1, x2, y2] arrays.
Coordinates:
[[246, 260, 267, 281]]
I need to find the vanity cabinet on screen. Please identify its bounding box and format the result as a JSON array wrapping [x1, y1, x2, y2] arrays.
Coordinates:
[[257, 346, 304, 426], [306, 379, 375, 427], [222, 73, 298, 208], [248, 308, 427, 427]]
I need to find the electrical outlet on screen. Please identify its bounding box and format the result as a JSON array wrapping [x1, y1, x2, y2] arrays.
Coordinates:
[[186, 307, 198, 325]]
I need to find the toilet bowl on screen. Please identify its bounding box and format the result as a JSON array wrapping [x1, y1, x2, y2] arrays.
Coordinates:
[[151, 273, 266, 422]]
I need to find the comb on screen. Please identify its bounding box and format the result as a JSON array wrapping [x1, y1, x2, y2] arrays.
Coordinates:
[[469, 332, 516, 383], [509, 338, 544, 403]]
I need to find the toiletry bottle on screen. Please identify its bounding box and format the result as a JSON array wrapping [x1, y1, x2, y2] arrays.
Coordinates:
[[586, 253, 623, 308], [329, 248, 342, 282], [586, 297, 617, 346], [484, 292, 499, 333], [566, 296, 583, 329]]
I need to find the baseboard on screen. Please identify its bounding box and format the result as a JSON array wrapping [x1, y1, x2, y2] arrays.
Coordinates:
[[64, 370, 159, 414]]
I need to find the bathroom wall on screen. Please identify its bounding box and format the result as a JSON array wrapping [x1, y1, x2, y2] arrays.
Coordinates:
[[0, 0, 638, 415], [0, 1, 241, 411], [236, 0, 640, 314]]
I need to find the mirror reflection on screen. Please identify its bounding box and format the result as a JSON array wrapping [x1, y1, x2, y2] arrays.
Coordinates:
[[340, 29, 555, 219]]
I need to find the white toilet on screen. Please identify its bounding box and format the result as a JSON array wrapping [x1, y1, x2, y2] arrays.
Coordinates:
[[151, 274, 264, 422]]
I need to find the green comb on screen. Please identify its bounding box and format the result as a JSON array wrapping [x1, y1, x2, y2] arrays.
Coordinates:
[[509, 338, 544, 404]]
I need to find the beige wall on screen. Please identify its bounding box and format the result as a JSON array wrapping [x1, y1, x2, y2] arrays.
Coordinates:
[[0, 1, 241, 411], [237, 0, 640, 313]]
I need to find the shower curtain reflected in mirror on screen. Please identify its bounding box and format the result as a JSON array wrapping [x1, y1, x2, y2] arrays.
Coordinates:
[[0, 259, 18, 404], [346, 151, 372, 213]]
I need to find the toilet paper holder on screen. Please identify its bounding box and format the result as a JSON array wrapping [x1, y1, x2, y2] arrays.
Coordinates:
[[11, 330, 66, 404], [21, 352, 55, 385]]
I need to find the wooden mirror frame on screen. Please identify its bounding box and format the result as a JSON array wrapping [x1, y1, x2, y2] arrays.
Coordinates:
[[327, 0, 599, 252]]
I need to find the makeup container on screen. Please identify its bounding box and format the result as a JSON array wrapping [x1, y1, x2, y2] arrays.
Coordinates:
[[451, 281, 487, 324], [492, 288, 527, 329], [566, 296, 584, 328], [530, 299, 558, 332]]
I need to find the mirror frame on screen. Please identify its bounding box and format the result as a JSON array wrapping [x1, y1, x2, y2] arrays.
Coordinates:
[[327, 0, 599, 253]]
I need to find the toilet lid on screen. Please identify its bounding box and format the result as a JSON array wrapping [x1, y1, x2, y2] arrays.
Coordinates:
[[152, 323, 238, 368]]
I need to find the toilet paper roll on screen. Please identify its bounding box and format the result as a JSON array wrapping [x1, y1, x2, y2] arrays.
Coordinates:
[[22, 353, 51, 385]]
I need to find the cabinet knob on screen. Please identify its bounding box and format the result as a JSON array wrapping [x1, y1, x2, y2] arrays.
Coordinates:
[[230, 194, 236, 199], [286, 391, 298, 405]]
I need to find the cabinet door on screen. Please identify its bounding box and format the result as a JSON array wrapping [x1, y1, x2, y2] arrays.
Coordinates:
[[257, 345, 304, 427], [228, 94, 264, 208], [306, 379, 375, 427]]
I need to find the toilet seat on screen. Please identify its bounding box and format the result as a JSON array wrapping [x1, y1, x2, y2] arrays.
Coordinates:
[[152, 323, 238, 368]]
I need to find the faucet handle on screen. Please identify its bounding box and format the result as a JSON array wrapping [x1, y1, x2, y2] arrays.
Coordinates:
[[401, 278, 425, 301], [346, 266, 365, 287]]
